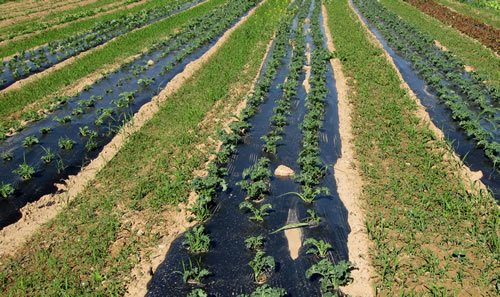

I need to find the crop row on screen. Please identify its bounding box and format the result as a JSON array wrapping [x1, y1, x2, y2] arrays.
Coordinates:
[[0, 0, 261, 218], [179, 2, 304, 294], [159, 0, 354, 295], [354, 0, 499, 167], [0, 0, 202, 90]]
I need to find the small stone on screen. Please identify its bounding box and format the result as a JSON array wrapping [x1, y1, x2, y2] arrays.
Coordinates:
[[275, 165, 295, 177], [304, 18, 311, 23], [147, 60, 154, 66], [137, 229, 144, 236]]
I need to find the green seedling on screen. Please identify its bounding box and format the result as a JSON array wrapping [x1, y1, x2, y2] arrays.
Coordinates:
[[112, 91, 136, 108], [54, 115, 72, 124], [237, 285, 287, 297], [55, 156, 67, 174], [2, 152, 13, 161], [187, 289, 208, 297], [305, 259, 354, 294], [71, 107, 84, 116], [0, 182, 14, 198], [174, 258, 210, 284], [249, 251, 275, 283], [41, 146, 55, 164], [245, 235, 264, 250], [85, 135, 98, 152], [58, 137, 76, 150], [79, 126, 95, 137], [261, 134, 282, 154], [188, 195, 212, 223], [239, 201, 272, 222], [22, 136, 39, 148], [13, 156, 35, 180], [183, 225, 210, 253], [39, 127, 52, 134], [237, 157, 271, 200], [304, 238, 332, 258], [279, 186, 330, 204], [138, 77, 154, 86]]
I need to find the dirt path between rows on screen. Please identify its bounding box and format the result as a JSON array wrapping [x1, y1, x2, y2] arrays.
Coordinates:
[[322, 4, 376, 297], [0, 0, 265, 278], [405, 0, 500, 54], [348, 0, 487, 198]]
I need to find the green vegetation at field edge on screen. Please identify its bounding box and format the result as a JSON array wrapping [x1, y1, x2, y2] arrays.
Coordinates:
[[325, 0, 499, 294]]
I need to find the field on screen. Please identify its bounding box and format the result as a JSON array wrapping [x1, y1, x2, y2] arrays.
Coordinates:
[[0, 0, 498, 296]]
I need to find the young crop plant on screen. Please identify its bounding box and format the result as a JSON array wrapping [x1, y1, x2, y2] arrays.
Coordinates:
[[239, 201, 272, 222], [22, 136, 39, 148], [79, 126, 96, 137], [175, 258, 211, 284], [39, 127, 52, 134], [54, 115, 72, 124], [58, 137, 76, 150], [280, 186, 330, 204], [187, 289, 208, 297], [13, 157, 35, 180], [85, 135, 98, 152], [249, 251, 276, 283], [71, 107, 84, 116], [2, 152, 13, 161], [245, 235, 264, 250], [112, 91, 136, 108], [41, 146, 55, 164], [304, 238, 332, 258], [237, 285, 287, 297], [138, 77, 154, 86], [305, 259, 354, 295], [183, 225, 210, 253], [0, 182, 15, 198], [261, 134, 282, 154], [237, 157, 271, 200]]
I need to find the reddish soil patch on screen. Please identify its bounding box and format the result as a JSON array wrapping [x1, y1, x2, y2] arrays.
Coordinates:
[[405, 0, 500, 53]]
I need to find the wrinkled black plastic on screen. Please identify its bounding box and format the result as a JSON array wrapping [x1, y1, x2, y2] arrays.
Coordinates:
[[351, 0, 500, 200], [146, 2, 350, 295]]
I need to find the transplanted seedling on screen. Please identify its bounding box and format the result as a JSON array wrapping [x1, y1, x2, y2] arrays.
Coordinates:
[[183, 225, 210, 253], [22, 136, 39, 148], [175, 258, 211, 284], [187, 289, 208, 297], [279, 186, 330, 204], [305, 259, 354, 294], [79, 126, 96, 137], [0, 182, 14, 198], [40, 146, 55, 164], [237, 285, 287, 297], [1, 152, 13, 161], [39, 127, 52, 134], [54, 115, 72, 124], [112, 91, 136, 108], [304, 238, 332, 258], [237, 157, 272, 200], [245, 235, 264, 250], [249, 251, 275, 283], [13, 156, 35, 180], [58, 137, 76, 150], [239, 201, 272, 222]]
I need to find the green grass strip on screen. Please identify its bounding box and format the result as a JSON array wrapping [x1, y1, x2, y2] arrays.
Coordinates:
[[0, 0, 291, 295], [380, 0, 500, 85], [433, 0, 500, 29], [326, 0, 498, 295], [0, 0, 178, 58], [0, 0, 224, 128]]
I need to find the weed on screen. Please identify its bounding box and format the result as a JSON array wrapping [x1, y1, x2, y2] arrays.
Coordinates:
[[279, 187, 329, 204], [41, 147, 55, 164], [175, 258, 210, 284]]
